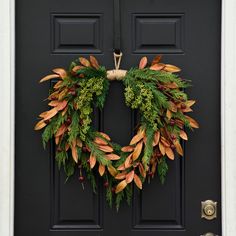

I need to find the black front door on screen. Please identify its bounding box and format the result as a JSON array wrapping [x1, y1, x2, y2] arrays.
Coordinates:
[[15, 0, 222, 235]]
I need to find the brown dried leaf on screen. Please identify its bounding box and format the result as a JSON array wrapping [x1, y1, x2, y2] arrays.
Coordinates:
[[185, 115, 199, 128], [121, 145, 134, 152], [48, 100, 60, 107], [89, 55, 99, 69], [56, 100, 68, 111], [98, 164, 105, 176], [53, 80, 63, 89], [55, 136, 60, 145], [139, 56, 148, 69], [150, 63, 165, 71], [115, 180, 127, 194], [179, 130, 188, 140], [52, 68, 67, 79], [134, 174, 142, 189], [39, 74, 60, 83], [89, 154, 96, 169], [163, 64, 181, 73], [79, 57, 90, 67], [72, 65, 84, 73], [98, 132, 111, 141], [34, 120, 47, 130], [43, 108, 58, 121], [129, 129, 145, 145], [126, 170, 134, 184], [39, 111, 48, 118], [55, 124, 67, 137], [99, 145, 113, 153], [169, 101, 177, 112], [185, 100, 196, 107], [124, 154, 133, 168], [71, 146, 78, 163], [166, 109, 172, 120], [161, 137, 170, 147], [153, 131, 160, 146], [138, 163, 146, 178], [151, 55, 162, 65], [62, 106, 68, 116], [115, 171, 127, 180], [174, 141, 184, 156], [159, 142, 166, 156], [117, 164, 126, 171], [166, 147, 175, 160], [94, 137, 108, 145], [106, 153, 120, 160], [107, 165, 117, 177], [132, 141, 143, 161], [58, 89, 68, 100]]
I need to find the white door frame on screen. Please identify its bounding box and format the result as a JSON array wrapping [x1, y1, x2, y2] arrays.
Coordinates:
[[0, 0, 235, 235]]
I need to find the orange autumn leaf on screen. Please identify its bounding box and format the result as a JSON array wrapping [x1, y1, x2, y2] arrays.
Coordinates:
[[153, 131, 160, 146], [56, 100, 68, 111], [174, 141, 184, 156], [138, 163, 146, 178], [185, 100, 196, 107], [98, 145, 113, 153], [53, 80, 63, 89], [106, 153, 120, 160], [115, 180, 127, 194], [129, 129, 145, 145], [89, 154, 96, 169], [126, 170, 134, 184], [34, 120, 47, 130], [76, 138, 82, 148], [165, 147, 175, 160], [134, 174, 142, 189], [150, 63, 165, 71], [115, 171, 127, 180], [169, 101, 177, 112], [94, 137, 108, 145], [179, 130, 188, 140], [39, 74, 60, 83], [117, 164, 126, 171], [159, 142, 166, 156], [132, 141, 143, 161], [72, 65, 84, 73], [121, 145, 134, 152], [185, 115, 199, 128], [98, 164, 105, 176], [139, 57, 148, 69], [79, 57, 90, 67], [52, 68, 67, 79], [163, 64, 181, 73], [124, 154, 132, 168], [71, 146, 78, 163], [98, 132, 111, 141], [48, 100, 60, 107], [89, 55, 99, 69], [166, 109, 172, 120], [43, 108, 58, 121], [107, 165, 117, 177], [151, 55, 162, 65], [55, 124, 67, 137]]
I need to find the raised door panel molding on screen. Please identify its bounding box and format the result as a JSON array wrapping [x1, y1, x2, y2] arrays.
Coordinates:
[[132, 13, 184, 54], [51, 14, 103, 54]]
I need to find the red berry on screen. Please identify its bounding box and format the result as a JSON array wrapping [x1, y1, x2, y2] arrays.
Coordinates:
[[82, 147, 87, 152], [181, 103, 186, 109], [148, 171, 153, 176], [171, 144, 176, 149], [112, 187, 116, 193], [66, 117, 72, 125], [171, 134, 176, 140], [157, 152, 162, 157], [104, 181, 109, 188], [79, 176, 85, 182]]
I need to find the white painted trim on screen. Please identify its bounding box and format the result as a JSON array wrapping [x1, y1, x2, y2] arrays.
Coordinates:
[[221, 0, 236, 235], [0, 0, 15, 235], [0, 0, 235, 235]]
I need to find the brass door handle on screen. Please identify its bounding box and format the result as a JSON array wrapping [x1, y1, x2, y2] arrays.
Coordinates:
[[201, 200, 217, 220]]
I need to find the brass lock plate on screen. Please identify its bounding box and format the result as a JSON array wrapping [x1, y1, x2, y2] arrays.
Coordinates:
[[201, 200, 217, 220]]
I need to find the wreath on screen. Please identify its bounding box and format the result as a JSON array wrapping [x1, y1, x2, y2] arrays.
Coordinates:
[[35, 54, 199, 210]]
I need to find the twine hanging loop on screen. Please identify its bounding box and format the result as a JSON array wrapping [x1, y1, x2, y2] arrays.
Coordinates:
[[107, 52, 127, 80]]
